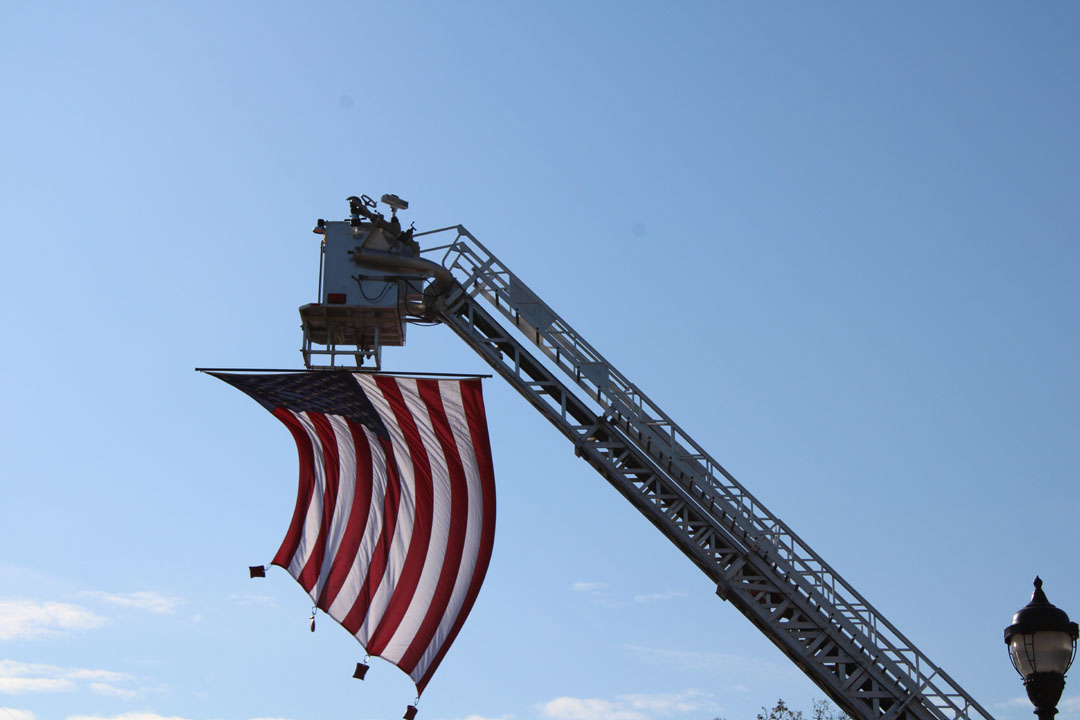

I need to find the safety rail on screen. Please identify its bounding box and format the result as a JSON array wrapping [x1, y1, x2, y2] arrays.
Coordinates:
[[416, 225, 992, 720]]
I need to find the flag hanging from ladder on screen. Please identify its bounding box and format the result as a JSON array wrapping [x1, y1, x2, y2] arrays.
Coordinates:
[[212, 371, 496, 695]]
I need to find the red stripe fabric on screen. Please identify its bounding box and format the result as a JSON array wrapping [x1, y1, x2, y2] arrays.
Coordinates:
[[316, 419, 374, 610], [270, 407, 318, 570], [298, 412, 341, 593], [341, 435, 402, 635]]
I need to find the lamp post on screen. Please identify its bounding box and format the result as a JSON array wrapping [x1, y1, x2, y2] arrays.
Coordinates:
[[1004, 577, 1078, 720]]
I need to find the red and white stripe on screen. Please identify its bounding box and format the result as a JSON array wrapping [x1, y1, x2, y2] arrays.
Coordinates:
[[269, 375, 496, 694]]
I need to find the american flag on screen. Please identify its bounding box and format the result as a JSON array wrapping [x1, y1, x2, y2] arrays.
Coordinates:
[[212, 371, 496, 694]]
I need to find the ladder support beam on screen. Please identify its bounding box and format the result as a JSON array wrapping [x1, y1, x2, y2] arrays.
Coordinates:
[[417, 227, 992, 720]]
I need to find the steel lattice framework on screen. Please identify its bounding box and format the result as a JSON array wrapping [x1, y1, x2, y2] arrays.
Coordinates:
[[413, 225, 994, 720]]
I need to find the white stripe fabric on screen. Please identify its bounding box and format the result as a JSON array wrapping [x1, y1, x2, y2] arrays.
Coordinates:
[[412, 378, 488, 680], [312, 414, 357, 604], [377, 378, 455, 664]]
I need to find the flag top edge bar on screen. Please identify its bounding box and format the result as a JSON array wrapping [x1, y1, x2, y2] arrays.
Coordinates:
[[197, 367, 492, 379]]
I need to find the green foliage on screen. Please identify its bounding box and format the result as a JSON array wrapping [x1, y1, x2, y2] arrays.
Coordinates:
[[757, 698, 803, 720], [812, 699, 849, 720], [711, 697, 849, 720]]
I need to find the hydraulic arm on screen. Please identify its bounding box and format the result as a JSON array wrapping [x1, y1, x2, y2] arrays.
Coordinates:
[[300, 198, 994, 720], [416, 225, 993, 720]]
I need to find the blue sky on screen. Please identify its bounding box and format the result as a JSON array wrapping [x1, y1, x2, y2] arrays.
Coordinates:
[[1, 3, 1078, 720]]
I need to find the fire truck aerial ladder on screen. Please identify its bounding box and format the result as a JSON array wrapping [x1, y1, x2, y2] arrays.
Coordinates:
[[300, 194, 995, 720]]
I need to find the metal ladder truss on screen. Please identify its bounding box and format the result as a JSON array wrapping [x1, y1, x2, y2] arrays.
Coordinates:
[[415, 226, 993, 720]]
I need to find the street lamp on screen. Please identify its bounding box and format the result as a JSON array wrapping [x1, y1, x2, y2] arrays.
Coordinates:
[[1004, 577, 1078, 720]]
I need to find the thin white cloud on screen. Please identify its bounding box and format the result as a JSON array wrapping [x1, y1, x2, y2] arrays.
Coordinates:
[[90, 682, 138, 698], [0, 600, 107, 641], [997, 696, 1080, 719], [248, 717, 296, 720], [0, 660, 132, 696], [66, 669, 130, 682], [461, 715, 514, 720], [66, 714, 190, 720], [570, 582, 624, 609], [997, 696, 1080, 716], [540, 689, 714, 720], [540, 697, 647, 720], [572, 583, 686, 608], [228, 593, 278, 608], [632, 591, 686, 604], [0, 676, 74, 693], [0, 709, 35, 720], [621, 643, 784, 675], [621, 690, 707, 713], [571, 582, 608, 593], [79, 591, 182, 615]]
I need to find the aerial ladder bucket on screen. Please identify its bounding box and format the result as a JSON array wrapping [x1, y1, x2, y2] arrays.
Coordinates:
[[299, 194, 447, 369]]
